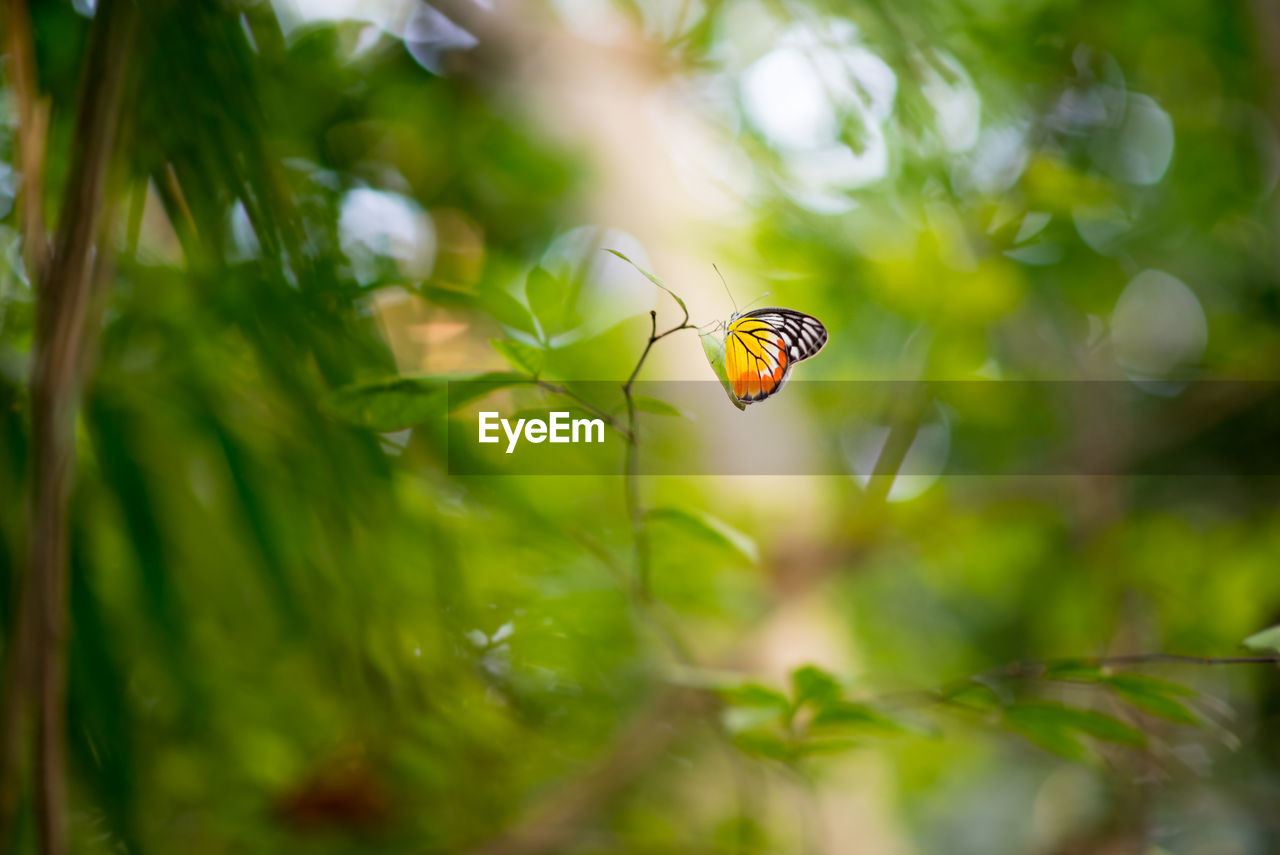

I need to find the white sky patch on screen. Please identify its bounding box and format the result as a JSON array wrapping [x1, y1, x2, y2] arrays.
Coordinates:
[[339, 187, 436, 285], [228, 199, 261, 261], [273, 0, 412, 36], [546, 0, 632, 44], [843, 48, 898, 123], [272, 0, 478, 71], [404, 2, 479, 74], [740, 19, 899, 212], [743, 48, 839, 151], [787, 138, 885, 213], [921, 52, 981, 153]]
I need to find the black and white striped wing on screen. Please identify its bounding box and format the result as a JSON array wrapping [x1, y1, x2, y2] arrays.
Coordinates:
[[739, 308, 828, 364]]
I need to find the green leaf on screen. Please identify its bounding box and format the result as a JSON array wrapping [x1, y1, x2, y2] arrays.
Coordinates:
[[791, 665, 842, 708], [327, 376, 445, 431], [792, 736, 863, 757], [526, 266, 580, 339], [446, 372, 530, 411], [418, 281, 478, 309], [604, 248, 688, 318], [68, 524, 143, 852], [720, 683, 792, 712], [1105, 675, 1198, 725], [712, 816, 768, 854], [731, 729, 791, 761], [330, 372, 535, 429], [723, 705, 788, 734], [1243, 625, 1280, 653], [480, 285, 538, 336], [492, 338, 544, 377], [646, 507, 759, 565], [631, 396, 688, 418], [941, 680, 1002, 712], [1044, 660, 1103, 682], [1104, 673, 1196, 697], [1004, 702, 1146, 755], [811, 701, 902, 734], [699, 328, 746, 411], [1003, 710, 1089, 760]]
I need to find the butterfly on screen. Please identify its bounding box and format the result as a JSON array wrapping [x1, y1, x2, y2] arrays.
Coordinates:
[[723, 307, 828, 404]]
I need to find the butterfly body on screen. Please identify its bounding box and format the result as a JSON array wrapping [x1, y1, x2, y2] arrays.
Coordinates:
[[724, 307, 828, 404]]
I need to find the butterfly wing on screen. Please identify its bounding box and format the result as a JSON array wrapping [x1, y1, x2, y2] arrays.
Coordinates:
[[725, 308, 828, 403], [741, 308, 828, 364]]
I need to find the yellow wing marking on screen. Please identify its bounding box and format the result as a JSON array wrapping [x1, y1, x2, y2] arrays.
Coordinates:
[[725, 317, 789, 402]]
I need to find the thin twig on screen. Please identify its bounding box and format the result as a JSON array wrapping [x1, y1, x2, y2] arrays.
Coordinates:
[[620, 304, 699, 599], [532, 379, 628, 439], [993, 652, 1280, 675], [875, 651, 1280, 710]]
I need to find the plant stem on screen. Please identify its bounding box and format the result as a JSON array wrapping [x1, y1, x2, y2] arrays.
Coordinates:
[[991, 652, 1280, 675], [620, 307, 698, 600], [874, 651, 1280, 710], [533, 379, 628, 439]]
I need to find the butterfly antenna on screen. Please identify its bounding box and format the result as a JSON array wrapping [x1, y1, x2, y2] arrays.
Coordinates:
[[713, 264, 739, 315], [742, 290, 772, 312]]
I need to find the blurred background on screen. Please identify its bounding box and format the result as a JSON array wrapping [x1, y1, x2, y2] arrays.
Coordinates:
[[4, 0, 1280, 852]]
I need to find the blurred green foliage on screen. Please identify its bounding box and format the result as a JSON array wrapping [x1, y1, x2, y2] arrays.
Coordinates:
[[3, 0, 1280, 853]]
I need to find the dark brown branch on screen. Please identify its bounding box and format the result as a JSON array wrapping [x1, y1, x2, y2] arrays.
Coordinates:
[[0, 4, 54, 815], [5, 2, 136, 853], [0, 0, 48, 839]]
